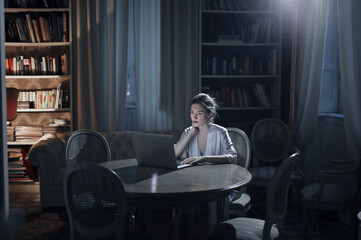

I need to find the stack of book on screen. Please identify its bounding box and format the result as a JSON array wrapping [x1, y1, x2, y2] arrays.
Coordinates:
[[42, 118, 70, 135], [7, 126, 15, 141], [8, 148, 33, 183], [15, 126, 43, 142]]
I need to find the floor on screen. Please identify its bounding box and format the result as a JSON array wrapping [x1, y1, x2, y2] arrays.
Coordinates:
[[5, 182, 355, 240]]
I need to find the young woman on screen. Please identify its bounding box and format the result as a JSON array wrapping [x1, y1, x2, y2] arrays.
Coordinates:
[[175, 93, 237, 165]]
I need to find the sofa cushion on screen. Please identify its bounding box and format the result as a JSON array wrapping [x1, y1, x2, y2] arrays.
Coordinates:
[[102, 132, 136, 160]]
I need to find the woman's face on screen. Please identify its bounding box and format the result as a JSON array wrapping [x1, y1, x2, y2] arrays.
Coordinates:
[[190, 104, 211, 128]]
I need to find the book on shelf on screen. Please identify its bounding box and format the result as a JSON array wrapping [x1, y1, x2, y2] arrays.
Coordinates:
[[63, 12, 67, 42], [202, 0, 253, 11], [4, 0, 66, 8], [7, 126, 15, 141], [17, 85, 69, 110], [15, 126, 43, 142], [7, 148, 34, 182], [6, 53, 68, 75], [253, 83, 271, 107], [42, 125, 70, 135], [31, 18, 41, 42], [5, 13, 68, 43], [204, 54, 277, 76], [221, 86, 232, 107]]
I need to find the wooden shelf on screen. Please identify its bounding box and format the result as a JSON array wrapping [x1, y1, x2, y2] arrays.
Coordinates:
[[5, 42, 71, 47], [202, 42, 280, 47], [199, 0, 282, 127], [6, 75, 71, 79], [5, 0, 73, 129], [5, 8, 70, 13], [218, 107, 277, 111], [17, 108, 70, 113], [201, 75, 279, 79], [7, 141, 36, 146], [201, 10, 279, 14]]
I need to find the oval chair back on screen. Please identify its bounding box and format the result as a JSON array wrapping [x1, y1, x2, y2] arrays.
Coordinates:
[[63, 162, 127, 240], [65, 129, 111, 167], [227, 127, 251, 169]]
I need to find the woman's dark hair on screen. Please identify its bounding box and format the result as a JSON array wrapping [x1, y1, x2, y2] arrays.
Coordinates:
[[191, 93, 218, 121]]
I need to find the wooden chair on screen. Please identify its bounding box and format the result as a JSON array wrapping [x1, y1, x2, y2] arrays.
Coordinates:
[[226, 127, 252, 217], [63, 162, 156, 240], [249, 118, 302, 215], [210, 152, 300, 240], [65, 129, 111, 167]]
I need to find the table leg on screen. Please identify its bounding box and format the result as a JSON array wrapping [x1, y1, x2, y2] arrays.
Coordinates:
[[217, 198, 226, 223], [174, 206, 194, 240]]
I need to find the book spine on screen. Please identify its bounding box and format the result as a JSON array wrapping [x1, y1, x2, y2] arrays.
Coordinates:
[[63, 12, 67, 42]]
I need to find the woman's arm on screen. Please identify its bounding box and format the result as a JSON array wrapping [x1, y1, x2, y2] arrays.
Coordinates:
[[181, 155, 230, 164], [174, 127, 197, 158]]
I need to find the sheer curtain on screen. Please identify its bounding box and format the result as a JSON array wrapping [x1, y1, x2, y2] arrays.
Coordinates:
[[134, 0, 199, 131], [337, 0, 361, 160], [73, 0, 128, 131], [133, 0, 162, 131], [290, 0, 327, 149]]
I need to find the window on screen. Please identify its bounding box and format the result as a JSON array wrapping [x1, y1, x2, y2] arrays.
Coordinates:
[[124, 0, 137, 131], [126, 0, 136, 106], [318, 0, 341, 114]]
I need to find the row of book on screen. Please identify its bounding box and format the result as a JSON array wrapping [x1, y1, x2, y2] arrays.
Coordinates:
[[6, 54, 69, 75], [5, 0, 68, 8], [202, 0, 276, 11], [8, 148, 34, 183], [18, 84, 70, 109], [204, 83, 274, 107], [203, 18, 278, 44], [5, 12, 68, 43], [224, 17, 277, 44], [7, 121, 71, 142], [203, 50, 277, 75]]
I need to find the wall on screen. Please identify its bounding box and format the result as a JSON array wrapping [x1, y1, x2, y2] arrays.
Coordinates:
[[302, 114, 352, 183]]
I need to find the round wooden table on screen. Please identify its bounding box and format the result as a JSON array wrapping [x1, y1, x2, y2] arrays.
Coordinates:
[[100, 158, 252, 240]]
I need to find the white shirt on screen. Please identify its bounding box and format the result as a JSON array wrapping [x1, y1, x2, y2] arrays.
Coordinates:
[[175, 123, 238, 164]]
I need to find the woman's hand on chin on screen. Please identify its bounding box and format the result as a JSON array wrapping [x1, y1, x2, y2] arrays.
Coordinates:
[[189, 124, 199, 136], [181, 156, 207, 165]]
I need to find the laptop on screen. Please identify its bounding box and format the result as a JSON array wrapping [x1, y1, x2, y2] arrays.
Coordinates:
[[132, 132, 193, 170]]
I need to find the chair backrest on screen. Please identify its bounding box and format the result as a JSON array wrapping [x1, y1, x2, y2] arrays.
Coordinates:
[[227, 127, 251, 169], [6, 88, 19, 121], [65, 129, 111, 167], [263, 152, 300, 239], [63, 162, 127, 239], [251, 118, 291, 163]]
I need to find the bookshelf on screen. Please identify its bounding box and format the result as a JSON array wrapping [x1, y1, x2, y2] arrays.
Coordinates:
[[199, 0, 282, 132], [5, 0, 72, 145]]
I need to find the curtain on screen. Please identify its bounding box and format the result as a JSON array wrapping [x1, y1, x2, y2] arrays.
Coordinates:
[[134, 0, 199, 131], [160, 0, 199, 130], [290, 0, 328, 149], [337, 0, 361, 160], [133, 0, 162, 131], [73, 0, 128, 131]]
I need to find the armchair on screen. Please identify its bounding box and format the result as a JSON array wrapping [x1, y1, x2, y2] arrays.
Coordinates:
[[302, 159, 361, 239]]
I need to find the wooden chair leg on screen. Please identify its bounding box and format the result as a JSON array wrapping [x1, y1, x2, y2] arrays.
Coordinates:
[[303, 208, 311, 240]]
